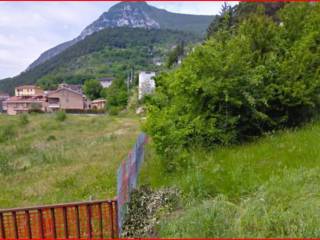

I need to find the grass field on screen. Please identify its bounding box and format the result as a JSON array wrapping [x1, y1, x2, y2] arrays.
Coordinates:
[[140, 121, 320, 237], [0, 113, 140, 208]]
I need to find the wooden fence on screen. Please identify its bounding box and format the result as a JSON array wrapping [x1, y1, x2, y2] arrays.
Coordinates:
[[0, 199, 118, 239]]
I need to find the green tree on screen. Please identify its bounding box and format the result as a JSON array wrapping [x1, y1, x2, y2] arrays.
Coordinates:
[[207, 3, 234, 38], [145, 3, 320, 169], [102, 78, 128, 114], [83, 79, 103, 100], [166, 41, 185, 68]]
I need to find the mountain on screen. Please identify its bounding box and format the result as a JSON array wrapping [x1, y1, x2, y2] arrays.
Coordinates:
[[27, 2, 213, 70], [0, 28, 199, 94]]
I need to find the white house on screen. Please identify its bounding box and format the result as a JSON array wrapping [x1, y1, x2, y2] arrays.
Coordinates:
[[138, 71, 156, 100]]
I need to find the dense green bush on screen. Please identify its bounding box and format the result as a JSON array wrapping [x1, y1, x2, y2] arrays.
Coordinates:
[[102, 78, 128, 112], [18, 113, 29, 126], [145, 3, 320, 167], [83, 79, 103, 100], [55, 111, 67, 122]]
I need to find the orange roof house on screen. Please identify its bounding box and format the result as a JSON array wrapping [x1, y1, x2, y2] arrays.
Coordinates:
[[47, 87, 86, 111], [5, 96, 47, 115]]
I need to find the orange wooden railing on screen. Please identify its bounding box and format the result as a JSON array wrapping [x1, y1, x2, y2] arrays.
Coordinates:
[[0, 199, 118, 239]]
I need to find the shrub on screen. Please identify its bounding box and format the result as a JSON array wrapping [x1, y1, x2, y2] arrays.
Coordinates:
[[65, 109, 105, 114], [18, 113, 29, 126], [0, 125, 16, 143], [102, 78, 128, 111], [108, 106, 121, 116], [83, 79, 103, 100], [145, 3, 320, 167], [0, 153, 12, 175], [28, 109, 44, 114], [55, 111, 67, 122], [122, 186, 180, 238], [47, 135, 56, 141]]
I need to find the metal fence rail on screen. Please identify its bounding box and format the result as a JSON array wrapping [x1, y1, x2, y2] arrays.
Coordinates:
[[0, 199, 118, 239], [117, 133, 147, 235]]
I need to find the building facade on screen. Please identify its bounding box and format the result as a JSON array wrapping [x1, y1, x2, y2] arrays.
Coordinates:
[[0, 92, 9, 112], [15, 85, 44, 97], [47, 87, 86, 112], [5, 96, 47, 115], [91, 99, 106, 110], [138, 71, 156, 100]]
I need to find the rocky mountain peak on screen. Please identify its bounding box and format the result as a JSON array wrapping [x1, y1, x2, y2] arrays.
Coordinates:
[[79, 2, 160, 39], [25, 2, 213, 71]]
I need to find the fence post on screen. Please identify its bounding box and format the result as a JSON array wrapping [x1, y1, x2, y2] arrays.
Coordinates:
[[116, 133, 147, 236]]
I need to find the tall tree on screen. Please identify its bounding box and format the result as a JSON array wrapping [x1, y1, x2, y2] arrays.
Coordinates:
[[83, 79, 103, 100]]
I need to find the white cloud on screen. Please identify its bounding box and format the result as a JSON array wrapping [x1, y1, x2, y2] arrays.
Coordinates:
[[0, 1, 236, 79]]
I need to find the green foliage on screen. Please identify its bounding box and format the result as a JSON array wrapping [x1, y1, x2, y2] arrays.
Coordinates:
[[37, 74, 91, 90], [0, 124, 16, 143], [145, 3, 320, 166], [140, 120, 320, 237], [0, 153, 12, 175], [83, 79, 103, 100], [207, 2, 285, 38], [18, 114, 29, 126], [207, 3, 235, 38], [103, 78, 128, 111], [159, 168, 320, 238], [55, 111, 67, 122], [166, 41, 185, 68], [29, 103, 43, 113], [127, 88, 139, 111], [46, 135, 57, 141]]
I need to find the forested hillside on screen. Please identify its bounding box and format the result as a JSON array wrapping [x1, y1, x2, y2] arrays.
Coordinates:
[[28, 1, 213, 70], [0, 28, 198, 93]]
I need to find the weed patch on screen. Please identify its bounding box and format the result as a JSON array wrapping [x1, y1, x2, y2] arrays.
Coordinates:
[[122, 186, 180, 238], [0, 125, 16, 143]]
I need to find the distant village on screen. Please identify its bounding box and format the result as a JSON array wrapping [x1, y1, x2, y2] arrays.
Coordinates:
[[0, 71, 156, 115]]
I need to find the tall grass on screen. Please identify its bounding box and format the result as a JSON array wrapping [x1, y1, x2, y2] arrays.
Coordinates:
[[140, 121, 320, 237], [0, 113, 140, 208]]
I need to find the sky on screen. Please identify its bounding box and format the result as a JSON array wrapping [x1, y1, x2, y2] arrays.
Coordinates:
[[0, 1, 235, 79]]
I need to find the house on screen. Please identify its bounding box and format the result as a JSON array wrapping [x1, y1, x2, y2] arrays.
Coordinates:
[[47, 87, 86, 112], [99, 78, 114, 88], [5, 96, 47, 115], [5, 86, 46, 115], [0, 92, 9, 112], [15, 85, 44, 97], [91, 99, 106, 110], [138, 71, 156, 100]]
